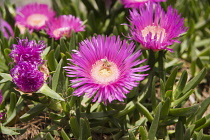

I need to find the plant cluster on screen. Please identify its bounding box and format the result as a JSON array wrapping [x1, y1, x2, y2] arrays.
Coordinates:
[[0, 0, 210, 139]]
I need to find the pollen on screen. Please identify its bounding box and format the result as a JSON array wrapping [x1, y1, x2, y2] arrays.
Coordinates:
[[91, 58, 119, 85], [27, 14, 48, 27], [141, 25, 166, 43]]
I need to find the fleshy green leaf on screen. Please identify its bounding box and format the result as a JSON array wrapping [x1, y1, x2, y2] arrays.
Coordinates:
[[171, 89, 194, 107], [46, 132, 55, 140], [47, 50, 58, 71], [148, 103, 162, 140], [61, 129, 70, 140], [128, 130, 136, 140], [165, 67, 178, 92], [37, 84, 64, 101], [160, 98, 171, 119], [70, 117, 80, 139], [0, 73, 12, 83], [52, 59, 63, 91], [20, 103, 46, 122], [0, 124, 19, 135], [169, 105, 199, 117], [136, 102, 153, 122], [183, 68, 206, 94], [79, 117, 91, 140], [139, 126, 148, 140]]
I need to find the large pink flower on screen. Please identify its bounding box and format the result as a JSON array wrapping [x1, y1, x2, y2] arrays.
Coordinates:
[[64, 35, 149, 104], [46, 15, 85, 40], [15, 3, 56, 31], [126, 2, 187, 51], [121, 0, 166, 8]]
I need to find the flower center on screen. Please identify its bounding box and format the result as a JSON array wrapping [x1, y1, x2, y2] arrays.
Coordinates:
[[141, 25, 166, 43], [53, 27, 71, 38], [27, 14, 48, 27], [91, 58, 119, 85]]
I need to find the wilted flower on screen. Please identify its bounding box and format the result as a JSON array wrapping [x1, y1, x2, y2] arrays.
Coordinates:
[[10, 61, 44, 93], [46, 15, 85, 40], [0, 17, 14, 38], [121, 0, 166, 8], [15, 3, 55, 31], [10, 38, 46, 65], [64, 35, 149, 104], [126, 2, 187, 51]]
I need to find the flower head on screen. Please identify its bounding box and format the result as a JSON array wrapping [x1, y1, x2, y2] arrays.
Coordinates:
[[121, 0, 166, 8], [46, 15, 85, 40], [10, 38, 46, 65], [126, 2, 187, 51], [15, 3, 55, 30], [64, 35, 149, 104], [10, 61, 44, 93], [0, 17, 14, 38]]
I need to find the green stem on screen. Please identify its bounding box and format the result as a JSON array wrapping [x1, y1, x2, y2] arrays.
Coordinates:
[[158, 50, 166, 82], [76, 97, 81, 123], [148, 49, 156, 71], [137, 50, 156, 102]]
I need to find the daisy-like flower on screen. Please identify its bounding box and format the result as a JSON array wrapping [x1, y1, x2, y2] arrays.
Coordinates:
[[121, 0, 166, 8], [10, 38, 46, 65], [10, 61, 44, 93], [126, 2, 187, 51], [15, 3, 55, 31], [0, 17, 14, 38], [46, 15, 85, 40], [64, 35, 150, 104]]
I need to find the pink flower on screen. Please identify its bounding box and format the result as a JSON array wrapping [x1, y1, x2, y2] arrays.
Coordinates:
[[121, 0, 166, 8], [0, 17, 14, 38], [15, 3, 56, 31], [46, 15, 85, 40], [64, 35, 149, 104], [126, 2, 187, 51]]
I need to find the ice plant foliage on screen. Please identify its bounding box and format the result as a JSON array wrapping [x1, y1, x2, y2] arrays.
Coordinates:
[[127, 2, 187, 51], [15, 3, 55, 30], [10, 38, 46, 65], [64, 35, 150, 104], [0, 17, 14, 38], [46, 15, 85, 40], [10, 61, 44, 93], [121, 0, 166, 8]]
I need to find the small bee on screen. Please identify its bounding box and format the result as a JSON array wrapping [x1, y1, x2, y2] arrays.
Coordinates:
[[101, 58, 111, 68]]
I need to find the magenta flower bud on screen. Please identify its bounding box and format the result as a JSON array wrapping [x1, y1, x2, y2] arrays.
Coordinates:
[[10, 61, 44, 93], [10, 38, 46, 65], [64, 35, 150, 104]]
